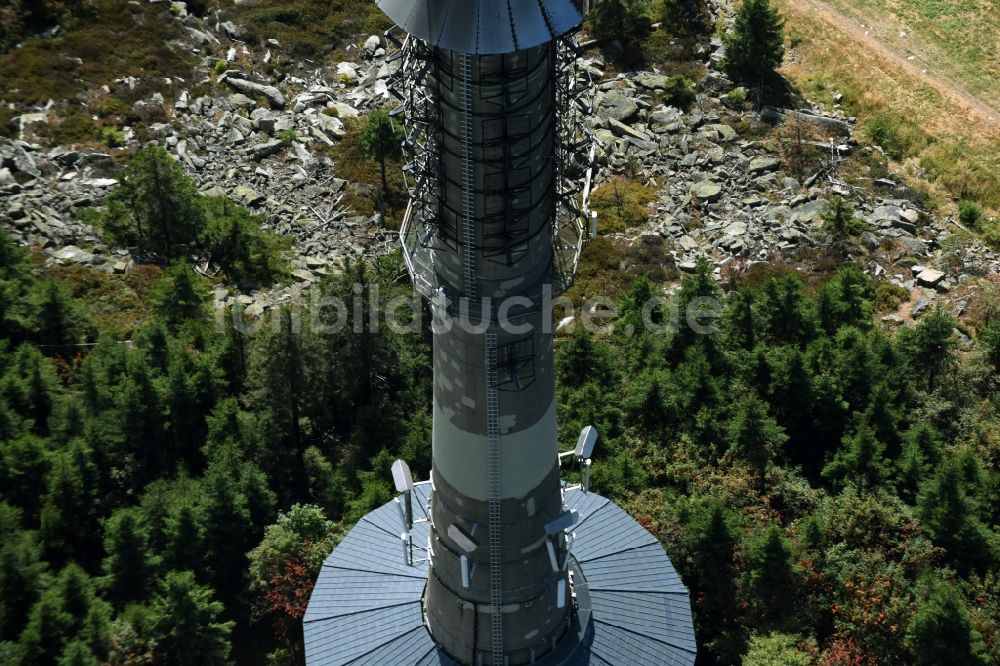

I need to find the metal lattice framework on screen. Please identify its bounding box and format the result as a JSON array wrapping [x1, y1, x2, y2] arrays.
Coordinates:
[[390, 28, 596, 308]]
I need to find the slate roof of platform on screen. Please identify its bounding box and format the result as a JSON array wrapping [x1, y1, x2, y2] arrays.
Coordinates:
[[375, 0, 583, 54], [303, 484, 695, 665]]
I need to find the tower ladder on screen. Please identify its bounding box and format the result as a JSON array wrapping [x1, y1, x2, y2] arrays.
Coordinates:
[[459, 51, 477, 299], [485, 331, 503, 664]]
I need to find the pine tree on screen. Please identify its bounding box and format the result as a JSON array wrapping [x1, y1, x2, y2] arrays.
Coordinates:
[[0, 504, 48, 640], [102, 147, 204, 257], [758, 274, 815, 346], [57, 639, 100, 666], [150, 571, 234, 666], [556, 328, 615, 388], [906, 580, 989, 665], [817, 265, 874, 334], [361, 109, 403, 192], [151, 262, 209, 332], [687, 504, 744, 664], [28, 278, 94, 348], [670, 256, 724, 360], [18, 564, 111, 664], [40, 439, 102, 567], [918, 458, 996, 573], [101, 508, 154, 606], [723, 0, 785, 88], [587, 0, 652, 49], [900, 307, 957, 390], [727, 389, 787, 483], [162, 500, 206, 576], [746, 525, 798, 630], [722, 287, 758, 352], [821, 423, 891, 491]]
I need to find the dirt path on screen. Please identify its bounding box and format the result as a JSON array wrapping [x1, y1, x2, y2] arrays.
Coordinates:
[[784, 0, 1000, 127]]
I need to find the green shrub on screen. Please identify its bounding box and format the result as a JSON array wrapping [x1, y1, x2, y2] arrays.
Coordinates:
[[586, 0, 652, 46], [99, 126, 125, 148], [958, 199, 984, 229], [866, 111, 911, 160], [213, 59, 228, 75], [874, 282, 909, 313], [663, 75, 696, 109], [744, 633, 814, 666], [728, 86, 748, 110], [589, 177, 656, 233], [277, 128, 298, 143]]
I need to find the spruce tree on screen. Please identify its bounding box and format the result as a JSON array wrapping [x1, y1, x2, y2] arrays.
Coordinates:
[[102, 147, 204, 257], [587, 0, 652, 49], [723, 0, 785, 88], [18, 564, 111, 664], [918, 458, 995, 573], [361, 109, 403, 192], [746, 525, 798, 630], [906, 580, 989, 665], [727, 389, 787, 483], [688, 504, 744, 664], [101, 508, 154, 606], [150, 571, 234, 666], [821, 423, 891, 491]]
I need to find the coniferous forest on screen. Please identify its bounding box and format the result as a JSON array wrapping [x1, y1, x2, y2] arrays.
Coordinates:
[[3, 187, 1000, 662], [1, 1, 1000, 664]]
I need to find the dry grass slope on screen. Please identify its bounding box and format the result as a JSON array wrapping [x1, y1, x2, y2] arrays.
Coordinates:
[[776, 0, 1000, 213]]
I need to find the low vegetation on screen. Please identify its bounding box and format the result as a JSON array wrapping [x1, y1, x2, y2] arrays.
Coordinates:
[[223, 0, 392, 59], [588, 176, 657, 234], [82, 147, 290, 286], [0, 0, 194, 143], [326, 113, 407, 227], [776, 0, 1000, 215]]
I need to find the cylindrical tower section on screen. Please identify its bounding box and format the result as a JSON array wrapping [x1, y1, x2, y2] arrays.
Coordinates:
[[422, 44, 570, 664], [431, 45, 556, 303], [377, 1, 586, 664]]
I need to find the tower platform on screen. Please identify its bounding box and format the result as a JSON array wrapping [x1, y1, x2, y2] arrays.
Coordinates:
[[304, 484, 696, 665]]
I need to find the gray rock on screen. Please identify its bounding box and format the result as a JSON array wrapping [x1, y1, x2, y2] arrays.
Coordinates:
[[723, 221, 747, 236], [250, 139, 287, 161], [916, 268, 945, 288], [648, 106, 684, 131], [221, 20, 241, 39], [607, 118, 649, 141], [690, 181, 722, 202], [632, 72, 671, 90], [704, 123, 737, 142], [52, 245, 96, 264], [336, 62, 359, 84], [314, 114, 345, 139], [233, 185, 265, 207], [224, 76, 285, 109], [912, 299, 930, 318], [364, 35, 382, 53], [749, 156, 780, 173], [596, 91, 639, 123]]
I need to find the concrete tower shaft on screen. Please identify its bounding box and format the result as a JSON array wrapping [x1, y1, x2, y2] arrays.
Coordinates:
[[381, 2, 587, 663], [422, 44, 570, 665]]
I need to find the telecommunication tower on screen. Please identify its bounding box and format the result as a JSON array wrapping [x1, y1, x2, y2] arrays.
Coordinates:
[[304, 2, 696, 664]]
